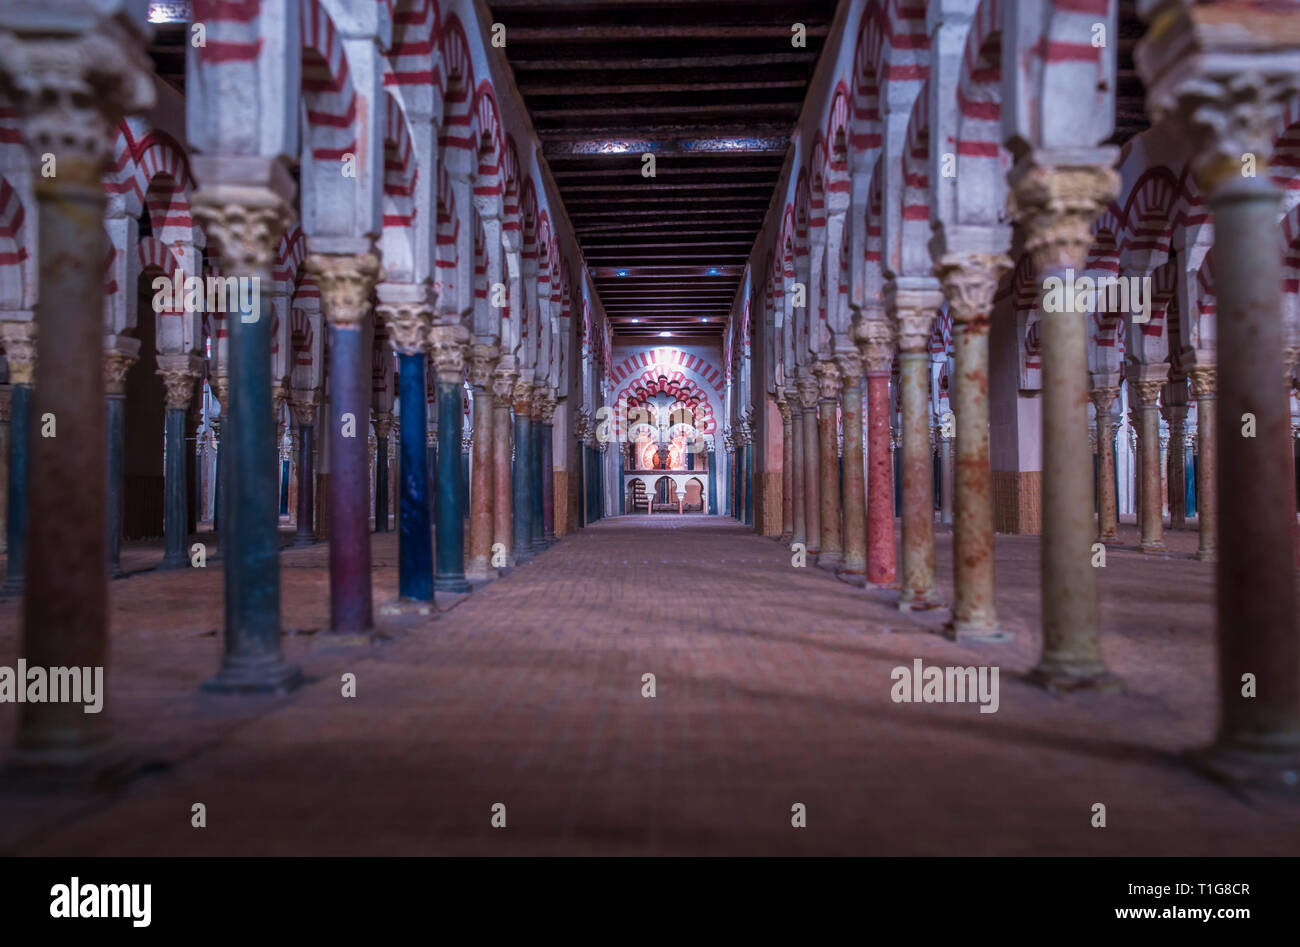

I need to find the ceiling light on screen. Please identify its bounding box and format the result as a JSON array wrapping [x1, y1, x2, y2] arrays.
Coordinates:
[[658, 331, 672, 337], [630, 318, 639, 323], [701, 317, 709, 323], [616, 269, 628, 277], [707, 267, 721, 276]]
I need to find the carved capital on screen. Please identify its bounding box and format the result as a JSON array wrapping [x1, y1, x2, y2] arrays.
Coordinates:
[[468, 343, 500, 389], [373, 412, 396, 440], [377, 302, 432, 355], [195, 190, 292, 275], [427, 325, 470, 380], [1189, 365, 1217, 399], [796, 374, 820, 411], [491, 367, 518, 403], [306, 252, 381, 329], [102, 350, 136, 396], [813, 360, 841, 402], [836, 350, 863, 389], [209, 375, 229, 410], [512, 377, 534, 413], [1008, 162, 1119, 273], [775, 392, 792, 423], [886, 285, 944, 354], [290, 397, 318, 428], [532, 384, 550, 420], [1135, 379, 1164, 407], [159, 368, 199, 412], [853, 317, 895, 375], [934, 253, 1010, 327], [0, 30, 154, 178], [539, 392, 558, 423], [1089, 385, 1119, 416], [1, 322, 37, 385]]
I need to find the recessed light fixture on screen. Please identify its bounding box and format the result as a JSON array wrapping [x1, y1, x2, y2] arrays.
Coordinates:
[[616, 269, 628, 277], [701, 317, 710, 323], [658, 331, 672, 337], [707, 267, 721, 276], [630, 318, 639, 323]]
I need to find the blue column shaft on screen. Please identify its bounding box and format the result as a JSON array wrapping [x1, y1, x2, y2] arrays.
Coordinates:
[[531, 418, 545, 548], [512, 410, 532, 560], [160, 407, 188, 569], [325, 325, 375, 631], [707, 448, 717, 514], [436, 379, 469, 592], [106, 394, 125, 578], [204, 288, 300, 693], [744, 443, 754, 526], [3, 383, 30, 595], [399, 352, 433, 601]]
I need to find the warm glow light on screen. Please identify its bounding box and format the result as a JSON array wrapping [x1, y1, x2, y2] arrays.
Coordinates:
[[658, 331, 672, 337]]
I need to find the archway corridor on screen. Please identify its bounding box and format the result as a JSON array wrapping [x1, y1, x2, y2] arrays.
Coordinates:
[[0, 517, 1290, 856]]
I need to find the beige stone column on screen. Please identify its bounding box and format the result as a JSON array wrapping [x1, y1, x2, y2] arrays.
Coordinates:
[[1189, 366, 1216, 561], [889, 284, 944, 611], [813, 359, 843, 569], [776, 390, 794, 542], [837, 351, 866, 578], [797, 372, 821, 556], [790, 385, 806, 546], [1132, 378, 1166, 552], [466, 344, 498, 580], [1009, 157, 1121, 690], [1090, 386, 1120, 542], [936, 253, 1010, 638], [492, 367, 517, 566]]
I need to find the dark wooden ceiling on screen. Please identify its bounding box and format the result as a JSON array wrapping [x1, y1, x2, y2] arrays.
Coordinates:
[[493, 0, 839, 340]]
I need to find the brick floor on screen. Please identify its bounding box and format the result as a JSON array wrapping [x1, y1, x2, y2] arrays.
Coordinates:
[[0, 515, 1297, 855]]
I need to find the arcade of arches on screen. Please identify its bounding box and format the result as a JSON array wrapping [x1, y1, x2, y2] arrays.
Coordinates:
[[0, 0, 1298, 855]]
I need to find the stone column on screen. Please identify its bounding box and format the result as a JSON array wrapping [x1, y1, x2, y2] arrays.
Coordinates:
[[854, 319, 897, 586], [466, 344, 498, 580], [0, 385, 9, 556], [290, 399, 317, 548], [936, 252, 1010, 638], [103, 349, 134, 579], [511, 378, 534, 563], [492, 369, 516, 567], [540, 391, 557, 543], [1136, 42, 1300, 777], [156, 356, 200, 570], [307, 251, 381, 639], [797, 373, 821, 555], [1, 323, 34, 597], [209, 375, 228, 555], [776, 391, 794, 542], [1189, 365, 1216, 561], [1164, 402, 1188, 530], [531, 385, 547, 550], [429, 325, 470, 593], [372, 412, 393, 533], [789, 405, 805, 544], [938, 426, 954, 527], [813, 360, 843, 568], [1133, 378, 1166, 552], [889, 286, 944, 610], [837, 352, 866, 578], [2, 21, 153, 769], [1009, 157, 1120, 690], [1090, 386, 1121, 542]]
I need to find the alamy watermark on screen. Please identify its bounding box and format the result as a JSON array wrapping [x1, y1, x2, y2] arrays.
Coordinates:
[[50, 878, 151, 927], [890, 659, 999, 713], [1041, 268, 1151, 324], [0, 661, 104, 713], [152, 271, 262, 323]]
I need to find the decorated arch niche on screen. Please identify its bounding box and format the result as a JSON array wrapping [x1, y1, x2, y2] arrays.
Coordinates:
[[610, 347, 725, 442]]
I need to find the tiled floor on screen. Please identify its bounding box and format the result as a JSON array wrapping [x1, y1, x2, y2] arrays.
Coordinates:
[[0, 515, 1296, 855]]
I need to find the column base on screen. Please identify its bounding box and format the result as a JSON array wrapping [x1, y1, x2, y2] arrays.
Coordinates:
[[531, 538, 547, 551], [1139, 540, 1167, 554], [464, 563, 497, 582], [943, 618, 1012, 643], [311, 630, 379, 650], [201, 655, 304, 695], [289, 532, 317, 549], [0, 743, 136, 793], [1187, 742, 1300, 793], [434, 574, 472, 594], [817, 552, 843, 571], [1098, 532, 1120, 544], [1027, 662, 1123, 693], [898, 590, 943, 612], [835, 566, 866, 588], [377, 599, 435, 618], [155, 554, 188, 571], [806, 546, 821, 558], [512, 546, 533, 565], [778, 531, 793, 543], [1196, 547, 1217, 563]]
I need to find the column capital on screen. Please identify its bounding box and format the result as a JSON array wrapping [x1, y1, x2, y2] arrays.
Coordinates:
[[1089, 385, 1119, 413], [290, 395, 318, 427], [813, 359, 841, 402], [373, 412, 396, 440], [775, 390, 793, 422], [195, 188, 293, 275], [1, 321, 37, 385], [428, 324, 470, 379], [853, 317, 896, 376], [538, 390, 558, 423], [468, 343, 500, 389], [0, 28, 153, 177], [157, 364, 200, 412], [796, 373, 820, 411], [885, 283, 944, 354], [209, 374, 229, 410], [1007, 158, 1119, 272], [377, 301, 433, 355], [102, 348, 135, 398], [933, 252, 1011, 327], [512, 376, 534, 414], [836, 350, 864, 388], [306, 252, 381, 329], [491, 367, 518, 403], [1189, 364, 1217, 399], [1134, 379, 1164, 407]]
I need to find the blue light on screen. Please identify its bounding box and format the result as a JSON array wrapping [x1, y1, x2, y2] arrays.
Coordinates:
[[616, 269, 628, 277], [707, 267, 721, 276]]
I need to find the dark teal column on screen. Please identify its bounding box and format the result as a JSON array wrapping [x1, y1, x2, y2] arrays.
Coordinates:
[[707, 447, 718, 513], [202, 228, 299, 693], [435, 369, 469, 592], [617, 445, 625, 515], [279, 459, 290, 516], [512, 398, 533, 561], [105, 386, 125, 579], [158, 404, 189, 569], [541, 418, 556, 541], [374, 426, 390, 533], [576, 441, 586, 528], [3, 382, 30, 597], [531, 416, 545, 548], [398, 352, 433, 600], [460, 441, 470, 524]]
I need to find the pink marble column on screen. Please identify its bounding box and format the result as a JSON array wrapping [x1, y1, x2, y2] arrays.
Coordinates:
[[778, 391, 794, 541], [790, 405, 806, 545], [466, 345, 497, 580], [491, 369, 516, 567], [814, 360, 843, 569], [856, 318, 896, 586], [1189, 366, 1216, 561], [1090, 386, 1120, 542], [1133, 378, 1166, 552]]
